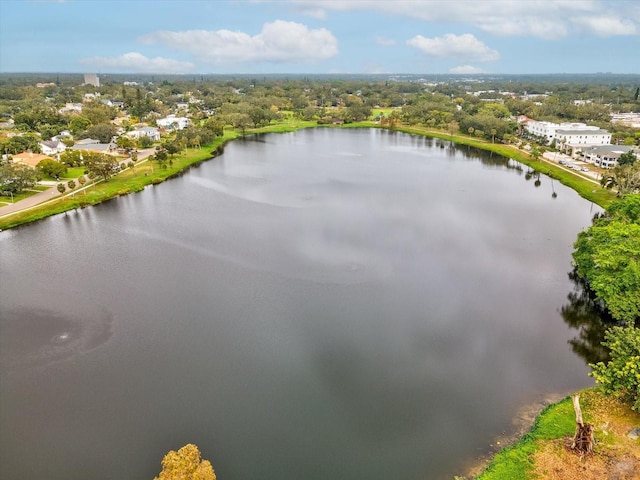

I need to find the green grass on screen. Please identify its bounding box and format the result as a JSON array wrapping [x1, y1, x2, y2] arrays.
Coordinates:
[[477, 396, 576, 480], [63, 167, 86, 179]]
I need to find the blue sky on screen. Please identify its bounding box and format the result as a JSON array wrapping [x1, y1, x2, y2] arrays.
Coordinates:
[[1, 0, 638, 74]]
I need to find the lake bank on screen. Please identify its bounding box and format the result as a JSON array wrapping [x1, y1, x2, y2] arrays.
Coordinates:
[[0, 121, 615, 231], [472, 387, 640, 480]]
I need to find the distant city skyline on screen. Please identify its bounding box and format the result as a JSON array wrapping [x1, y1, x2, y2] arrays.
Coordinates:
[[1, 0, 638, 75]]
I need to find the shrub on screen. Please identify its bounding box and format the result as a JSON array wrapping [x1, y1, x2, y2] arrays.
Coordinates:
[[590, 323, 640, 411]]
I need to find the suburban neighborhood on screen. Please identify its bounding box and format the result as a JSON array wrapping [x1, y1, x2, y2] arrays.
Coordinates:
[[1, 73, 639, 218]]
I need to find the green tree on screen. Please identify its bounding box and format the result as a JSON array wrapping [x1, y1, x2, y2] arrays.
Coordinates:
[[600, 163, 640, 196], [60, 150, 84, 167], [69, 116, 91, 136], [83, 123, 118, 143], [56, 183, 66, 194], [116, 135, 136, 152], [573, 196, 640, 323], [83, 152, 120, 181], [618, 150, 638, 166], [590, 323, 640, 411], [0, 162, 40, 193], [67, 179, 76, 190], [37, 158, 67, 179], [154, 444, 216, 480]]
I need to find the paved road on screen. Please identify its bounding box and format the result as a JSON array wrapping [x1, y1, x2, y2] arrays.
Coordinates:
[[0, 148, 156, 219]]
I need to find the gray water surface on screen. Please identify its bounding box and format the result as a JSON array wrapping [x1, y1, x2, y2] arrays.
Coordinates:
[[1, 129, 599, 479]]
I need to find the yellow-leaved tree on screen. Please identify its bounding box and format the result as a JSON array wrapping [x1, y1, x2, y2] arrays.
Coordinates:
[[154, 444, 216, 480]]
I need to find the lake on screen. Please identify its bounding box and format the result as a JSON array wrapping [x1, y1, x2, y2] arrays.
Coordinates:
[[0, 128, 601, 479]]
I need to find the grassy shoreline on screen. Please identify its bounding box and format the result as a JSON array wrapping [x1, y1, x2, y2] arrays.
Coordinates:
[[473, 387, 640, 479], [0, 120, 615, 230]]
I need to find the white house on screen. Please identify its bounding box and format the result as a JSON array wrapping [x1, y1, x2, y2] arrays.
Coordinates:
[[126, 126, 161, 141], [157, 115, 190, 130], [39, 139, 67, 156]]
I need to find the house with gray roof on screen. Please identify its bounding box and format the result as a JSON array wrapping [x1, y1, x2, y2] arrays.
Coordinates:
[[582, 145, 639, 169]]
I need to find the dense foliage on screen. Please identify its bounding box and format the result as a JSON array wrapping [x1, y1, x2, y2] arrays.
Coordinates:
[[590, 323, 640, 411], [154, 444, 216, 480], [82, 151, 120, 181], [0, 161, 40, 193], [572, 195, 640, 323]]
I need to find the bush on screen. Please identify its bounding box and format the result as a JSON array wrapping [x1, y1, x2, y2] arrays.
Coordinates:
[[590, 323, 640, 411]]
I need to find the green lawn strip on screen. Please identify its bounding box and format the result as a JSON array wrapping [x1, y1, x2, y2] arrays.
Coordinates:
[[0, 133, 238, 230], [477, 395, 577, 480]]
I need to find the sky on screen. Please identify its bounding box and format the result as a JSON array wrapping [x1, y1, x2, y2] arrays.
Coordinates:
[[0, 0, 638, 75]]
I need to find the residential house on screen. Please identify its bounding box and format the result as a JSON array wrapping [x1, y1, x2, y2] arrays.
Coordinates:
[[126, 126, 161, 142], [157, 115, 191, 130], [71, 138, 118, 154], [12, 152, 53, 169], [39, 139, 67, 156]]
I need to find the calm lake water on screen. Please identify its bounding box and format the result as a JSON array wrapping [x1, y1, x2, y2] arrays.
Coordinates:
[[1, 129, 601, 480]]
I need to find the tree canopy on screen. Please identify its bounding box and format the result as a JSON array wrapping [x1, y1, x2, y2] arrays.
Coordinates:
[[154, 444, 216, 480], [573, 195, 640, 323], [82, 152, 120, 181]]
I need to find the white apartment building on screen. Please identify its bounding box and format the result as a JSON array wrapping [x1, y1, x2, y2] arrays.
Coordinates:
[[525, 121, 611, 153]]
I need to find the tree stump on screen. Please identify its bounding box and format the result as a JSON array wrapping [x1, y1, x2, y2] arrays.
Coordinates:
[[569, 394, 594, 457]]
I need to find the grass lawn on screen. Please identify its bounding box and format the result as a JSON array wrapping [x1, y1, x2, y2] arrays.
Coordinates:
[[62, 167, 86, 179]]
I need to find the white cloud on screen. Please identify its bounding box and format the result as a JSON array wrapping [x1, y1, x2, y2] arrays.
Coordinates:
[[79, 52, 194, 73], [139, 20, 338, 66], [375, 36, 396, 46], [449, 65, 485, 74], [265, 0, 638, 39], [571, 15, 637, 36], [407, 33, 500, 62]]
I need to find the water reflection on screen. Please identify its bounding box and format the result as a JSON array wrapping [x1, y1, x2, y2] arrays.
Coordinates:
[[560, 270, 620, 365]]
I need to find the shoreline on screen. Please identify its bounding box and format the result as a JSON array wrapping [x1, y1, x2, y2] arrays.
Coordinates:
[[0, 122, 615, 231]]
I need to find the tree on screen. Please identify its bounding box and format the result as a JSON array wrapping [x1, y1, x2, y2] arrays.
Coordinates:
[[69, 116, 91, 136], [600, 163, 640, 196], [37, 158, 67, 179], [154, 444, 216, 480], [83, 123, 118, 144], [573, 196, 640, 323], [0, 162, 40, 193], [83, 152, 120, 181], [154, 148, 169, 168], [60, 150, 84, 167], [618, 150, 638, 166], [590, 323, 640, 411], [57, 183, 66, 194], [138, 135, 154, 149], [116, 135, 136, 152]]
